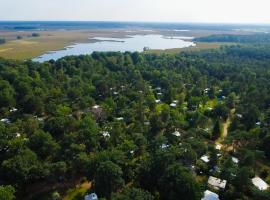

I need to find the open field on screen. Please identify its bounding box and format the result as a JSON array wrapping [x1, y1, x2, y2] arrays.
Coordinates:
[[0, 30, 131, 60], [0, 28, 240, 60], [145, 42, 235, 55]]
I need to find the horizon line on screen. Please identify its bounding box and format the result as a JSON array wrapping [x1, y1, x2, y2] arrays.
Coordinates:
[[0, 20, 270, 26]]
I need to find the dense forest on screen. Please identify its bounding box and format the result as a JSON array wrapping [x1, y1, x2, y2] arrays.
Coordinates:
[[194, 33, 270, 43], [0, 44, 270, 200]]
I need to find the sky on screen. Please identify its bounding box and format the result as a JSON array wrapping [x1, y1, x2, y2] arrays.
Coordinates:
[[0, 0, 270, 24]]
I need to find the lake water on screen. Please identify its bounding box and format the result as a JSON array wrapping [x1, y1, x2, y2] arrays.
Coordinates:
[[33, 34, 195, 62]]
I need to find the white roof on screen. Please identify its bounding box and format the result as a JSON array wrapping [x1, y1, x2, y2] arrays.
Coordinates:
[[252, 177, 269, 191], [201, 155, 210, 163], [92, 105, 100, 109], [161, 144, 169, 149], [201, 190, 219, 200], [0, 118, 10, 123], [155, 99, 161, 103], [172, 131, 181, 137], [170, 103, 177, 107], [215, 144, 222, 150], [256, 122, 261, 126], [232, 157, 239, 164], [116, 117, 124, 121], [208, 176, 227, 190], [236, 114, 243, 118], [15, 133, 21, 138], [100, 131, 110, 138], [10, 108, 18, 112]]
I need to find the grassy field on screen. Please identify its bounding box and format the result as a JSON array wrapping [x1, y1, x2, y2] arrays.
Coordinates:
[[0, 28, 236, 60], [145, 42, 235, 55], [0, 30, 100, 60]]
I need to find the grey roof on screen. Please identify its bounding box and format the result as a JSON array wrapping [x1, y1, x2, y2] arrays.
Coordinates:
[[201, 190, 219, 200], [85, 193, 98, 200]]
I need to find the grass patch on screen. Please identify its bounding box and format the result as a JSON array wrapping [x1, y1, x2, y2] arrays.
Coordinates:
[[145, 42, 235, 55], [63, 181, 91, 200]]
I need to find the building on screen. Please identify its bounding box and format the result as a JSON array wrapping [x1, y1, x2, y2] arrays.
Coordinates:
[[0, 118, 11, 124], [252, 177, 269, 191], [201, 190, 219, 200], [116, 117, 124, 121], [155, 99, 161, 104], [160, 143, 169, 149], [232, 157, 239, 164], [85, 193, 98, 200], [170, 103, 177, 108], [172, 130, 181, 137], [215, 144, 222, 150], [201, 155, 210, 163], [9, 107, 18, 113], [100, 131, 110, 138], [208, 176, 227, 190]]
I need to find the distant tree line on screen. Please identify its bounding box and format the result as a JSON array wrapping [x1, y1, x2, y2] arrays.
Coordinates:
[[194, 33, 270, 44]]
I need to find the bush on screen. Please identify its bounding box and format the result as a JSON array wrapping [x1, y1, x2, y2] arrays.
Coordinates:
[[32, 33, 40, 37], [0, 38, 6, 44]]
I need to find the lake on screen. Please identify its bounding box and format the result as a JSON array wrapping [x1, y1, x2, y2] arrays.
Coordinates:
[[33, 34, 195, 62]]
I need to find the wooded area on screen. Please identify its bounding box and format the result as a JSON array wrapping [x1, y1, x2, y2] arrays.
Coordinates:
[[0, 44, 270, 199]]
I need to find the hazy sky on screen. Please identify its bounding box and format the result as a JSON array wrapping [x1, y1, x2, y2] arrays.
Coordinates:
[[1, 0, 270, 23]]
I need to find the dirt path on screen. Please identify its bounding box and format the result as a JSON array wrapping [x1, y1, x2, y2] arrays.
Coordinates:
[[216, 108, 235, 145]]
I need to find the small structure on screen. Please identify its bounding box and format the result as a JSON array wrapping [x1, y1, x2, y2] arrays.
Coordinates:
[[236, 113, 243, 118], [157, 92, 162, 96], [155, 99, 161, 104], [10, 108, 18, 113], [172, 130, 181, 137], [92, 105, 100, 109], [116, 117, 124, 121], [204, 88, 210, 94], [256, 121, 261, 126], [100, 131, 110, 138], [215, 144, 222, 150], [252, 177, 269, 191], [160, 143, 169, 149], [85, 193, 98, 200], [170, 103, 177, 108], [15, 133, 21, 138], [232, 157, 239, 164], [0, 118, 11, 124], [201, 155, 210, 163], [208, 176, 227, 190], [201, 190, 219, 200]]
